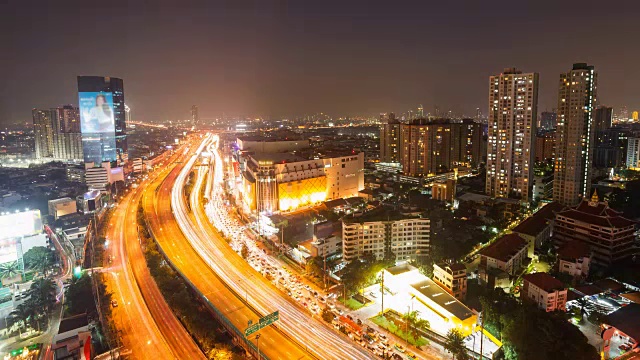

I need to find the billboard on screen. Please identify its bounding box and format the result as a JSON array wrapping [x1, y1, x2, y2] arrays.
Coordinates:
[[0, 210, 43, 240], [79, 91, 117, 163]]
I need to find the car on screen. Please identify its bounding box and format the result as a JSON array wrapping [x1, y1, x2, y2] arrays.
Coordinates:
[[406, 352, 417, 359], [111, 300, 118, 307], [394, 344, 405, 353]]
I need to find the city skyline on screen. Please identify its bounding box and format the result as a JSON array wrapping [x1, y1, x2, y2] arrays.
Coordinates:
[[3, 1, 640, 124]]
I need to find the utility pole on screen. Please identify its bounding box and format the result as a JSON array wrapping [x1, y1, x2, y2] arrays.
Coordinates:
[[479, 311, 485, 360], [380, 270, 384, 315], [323, 250, 327, 291], [255, 334, 261, 360]]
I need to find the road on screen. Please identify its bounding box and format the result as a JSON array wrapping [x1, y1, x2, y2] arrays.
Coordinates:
[[103, 140, 204, 360], [143, 135, 313, 360], [169, 135, 373, 359]]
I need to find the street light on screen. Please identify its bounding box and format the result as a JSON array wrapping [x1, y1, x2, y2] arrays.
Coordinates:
[[255, 334, 261, 360]]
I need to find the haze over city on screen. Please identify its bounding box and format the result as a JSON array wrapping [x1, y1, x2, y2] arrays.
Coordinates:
[[3, 0, 640, 124]]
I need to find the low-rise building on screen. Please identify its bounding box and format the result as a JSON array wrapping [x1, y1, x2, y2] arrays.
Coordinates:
[[479, 233, 528, 288], [431, 178, 457, 203], [554, 191, 637, 266], [522, 272, 567, 312], [557, 240, 592, 278], [432, 263, 467, 301], [52, 313, 92, 360], [48, 197, 77, 220], [512, 202, 564, 257], [342, 209, 429, 263]]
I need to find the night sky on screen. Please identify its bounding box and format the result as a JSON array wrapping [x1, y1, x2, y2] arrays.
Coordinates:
[[2, 0, 640, 124]]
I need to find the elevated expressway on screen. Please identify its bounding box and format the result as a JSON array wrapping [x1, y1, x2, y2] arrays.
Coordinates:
[[105, 139, 205, 359], [144, 134, 372, 359]]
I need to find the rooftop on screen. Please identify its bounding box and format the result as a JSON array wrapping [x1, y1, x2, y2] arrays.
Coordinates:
[[480, 233, 527, 262], [385, 263, 415, 276], [523, 272, 565, 293], [249, 152, 306, 164], [435, 262, 467, 272], [411, 279, 474, 321], [512, 202, 565, 237], [557, 198, 636, 229], [343, 208, 422, 224], [557, 240, 591, 261], [58, 313, 89, 334], [605, 303, 640, 342]]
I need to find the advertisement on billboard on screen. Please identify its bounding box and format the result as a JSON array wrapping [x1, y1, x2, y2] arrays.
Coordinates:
[[79, 91, 117, 163], [79, 92, 115, 133], [0, 210, 43, 240]]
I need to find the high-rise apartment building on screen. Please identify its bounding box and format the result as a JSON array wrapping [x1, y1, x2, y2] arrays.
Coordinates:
[[535, 131, 555, 162], [51, 105, 80, 133], [594, 106, 613, 133], [398, 119, 482, 176], [380, 119, 401, 163], [32, 109, 54, 159], [486, 68, 539, 203], [191, 105, 199, 126], [553, 63, 597, 206], [77, 76, 127, 165], [628, 137, 640, 169]]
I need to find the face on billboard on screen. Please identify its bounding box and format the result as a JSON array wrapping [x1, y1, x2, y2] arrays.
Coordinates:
[[79, 91, 116, 134]]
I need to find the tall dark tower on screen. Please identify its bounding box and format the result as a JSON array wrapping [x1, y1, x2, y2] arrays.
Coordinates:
[[191, 105, 199, 127], [77, 76, 127, 165]]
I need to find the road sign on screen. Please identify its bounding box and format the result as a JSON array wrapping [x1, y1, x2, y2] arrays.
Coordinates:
[[244, 311, 279, 337]]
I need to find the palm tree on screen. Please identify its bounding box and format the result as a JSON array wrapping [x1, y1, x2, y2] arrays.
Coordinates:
[[0, 261, 21, 279], [28, 278, 57, 314], [444, 329, 469, 360], [402, 310, 430, 342], [9, 302, 34, 332]]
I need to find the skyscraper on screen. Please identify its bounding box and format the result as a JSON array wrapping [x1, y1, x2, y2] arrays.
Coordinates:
[[77, 76, 127, 165], [32, 109, 53, 159], [191, 105, 199, 126], [380, 116, 401, 163], [539, 111, 557, 130], [51, 105, 80, 133], [553, 63, 597, 206], [417, 104, 424, 119], [633, 111, 639, 121], [486, 68, 539, 203], [594, 106, 612, 133]]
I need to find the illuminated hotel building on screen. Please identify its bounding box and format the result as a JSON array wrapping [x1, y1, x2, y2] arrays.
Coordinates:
[[342, 210, 430, 263], [486, 68, 539, 203], [553, 63, 597, 206], [239, 152, 364, 214]]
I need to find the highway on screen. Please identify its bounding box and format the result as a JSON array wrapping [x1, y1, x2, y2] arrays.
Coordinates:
[[105, 140, 205, 360], [171, 135, 373, 359], [143, 135, 313, 360]]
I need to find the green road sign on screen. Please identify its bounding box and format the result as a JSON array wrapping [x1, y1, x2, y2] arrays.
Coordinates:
[[244, 310, 279, 337]]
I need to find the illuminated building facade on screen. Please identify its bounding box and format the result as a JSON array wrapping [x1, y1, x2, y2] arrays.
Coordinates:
[[342, 211, 429, 262], [240, 152, 364, 214], [486, 68, 539, 203], [627, 137, 640, 169], [553, 63, 597, 206], [380, 119, 401, 163], [33, 109, 54, 159]]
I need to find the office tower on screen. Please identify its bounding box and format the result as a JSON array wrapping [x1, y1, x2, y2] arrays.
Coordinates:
[[191, 105, 199, 126], [417, 104, 424, 119], [399, 119, 482, 176], [594, 128, 628, 169], [594, 106, 613, 133], [633, 111, 639, 121], [51, 105, 80, 133], [380, 119, 401, 163], [32, 109, 54, 159], [77, 76, 127, 165], [486, 68, 539, 203], [553, 63, 597, 206], [539, 111, 557, 130], [628, 138, 640, 169], [125, 104, 131, 123]]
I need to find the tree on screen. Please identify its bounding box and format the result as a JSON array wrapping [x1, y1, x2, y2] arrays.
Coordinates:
[[28, 278, 57, 315], [403, 310, 430, 342], [207, 343, 233, 360], [0, 261, 21, 279], [23, 246, 55, 274], [321, 307, 334, 323], [305, 257, 323, 278], [240, 243, 249, 259], [9, 302, 34, 332], [444, 329, 469, 360]]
